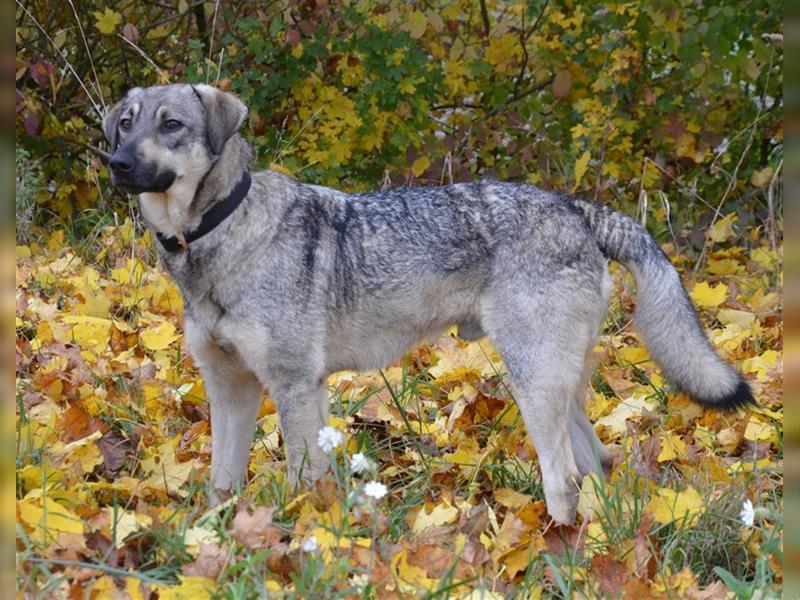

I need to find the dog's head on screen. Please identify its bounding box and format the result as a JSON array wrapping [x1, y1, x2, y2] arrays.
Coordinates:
[[103, 84, 247, 194]]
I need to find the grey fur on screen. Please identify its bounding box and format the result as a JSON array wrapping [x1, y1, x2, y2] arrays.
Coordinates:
[[104, 84, 753, 525]]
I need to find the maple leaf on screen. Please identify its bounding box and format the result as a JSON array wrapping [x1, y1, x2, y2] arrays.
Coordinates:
[[411, 502, 458, 534], [92, 8, 122, 35], [647, 486, 705, 527], [690, 282, 729, 308], [232, 505, 282, 550]]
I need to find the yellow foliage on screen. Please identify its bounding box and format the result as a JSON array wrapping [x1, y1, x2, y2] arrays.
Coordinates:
[[647, 487, 704, 527]]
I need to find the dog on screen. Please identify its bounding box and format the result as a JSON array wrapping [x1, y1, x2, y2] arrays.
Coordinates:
[[103, 84, 753, 524]]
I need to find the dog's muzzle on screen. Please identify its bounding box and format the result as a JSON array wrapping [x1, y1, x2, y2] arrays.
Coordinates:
[[109, 146, 176, 194]]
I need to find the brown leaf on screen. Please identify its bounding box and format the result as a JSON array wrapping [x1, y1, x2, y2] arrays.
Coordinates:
[[591, 553, 630, 596], [603, 370, 639, 397], [96, 430, 136, 479], [552, 69, 572, 98], [232, 505, 281, 550], [459, 502, 489, 537], [264, 542, 295, 579], [516, 501, 546, 530], [686, 580, 730, 600], [462, 539, 490, 566], [493, 512, 527, 558], [406, 543, 460, 578], [632, 512, 656, 579], [61, 403, 92, 442], [182, 542, 229, 579], [623, 578, 661, 599], [543, 524, 585, 558], [122, 23, 139, 43]]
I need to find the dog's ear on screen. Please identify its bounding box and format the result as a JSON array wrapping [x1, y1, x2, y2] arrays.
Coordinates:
[[102, 87, 140, 150], [102, 99, 126, 150], [192, 84, 248, 155]]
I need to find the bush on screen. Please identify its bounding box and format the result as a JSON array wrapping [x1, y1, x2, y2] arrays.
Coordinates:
[[15, 1, 783, 244]]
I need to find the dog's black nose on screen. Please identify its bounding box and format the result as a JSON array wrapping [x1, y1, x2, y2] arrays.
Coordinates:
[[109, 150, 134, 173]]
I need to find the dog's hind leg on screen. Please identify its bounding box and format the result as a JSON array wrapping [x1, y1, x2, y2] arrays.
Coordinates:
[[570, 268, 614, 478], [481, 278, 604, 525], [273, 380, 330, 484]]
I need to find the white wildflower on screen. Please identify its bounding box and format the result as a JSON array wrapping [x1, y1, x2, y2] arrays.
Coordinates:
[[317, 426, 343, 452], [350, 573, 369, 592], [740, 499, 755, 526], [350, 452, 371, 474], [302, 535, 318, 552], [363, 480, 388, 500]]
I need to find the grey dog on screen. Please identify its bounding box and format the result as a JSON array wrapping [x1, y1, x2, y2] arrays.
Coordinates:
[[103, 84, 752, 524]]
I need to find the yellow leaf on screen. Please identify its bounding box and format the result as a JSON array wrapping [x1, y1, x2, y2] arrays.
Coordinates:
[[618, 346, 650, 364], [595, 395, 656, 440], [126, 579, 145, 600], [741, 349, 779, 379], [411, 156, 430, 177], [750, 247, 777, 270], [18, 497, 84, 541], [750, 166, 773, 188], [647, 487, 704, 527], [690, 281, 728, 308], [716, 427, 741, 453], [184, 525, 220, 556], [577, 473, 603, 520], [106, 508, 153, 548], [403, 10, 427, 39], [707, 258, 743, 275], [393, 549, 437, 590], [717, 309, 756, 329], [63, 431, 104, 474], [141, 441, 196, 495], [154, 576, 215, 600], [411, 502, 458, 534], [141, 320, 179, 351], [493, 488, 531, 509], [657, 432, 687, 462], [443, 447, 481, 465], [63, 315, 112, 352], [89, 576, 117, 598], [744, 416, 777, 444], [573, 151, 591, 191], [706, 213, 738, 243], [728, 456, 772, 475], [711, 323, 748, 351], [93, 8, 122, 35]]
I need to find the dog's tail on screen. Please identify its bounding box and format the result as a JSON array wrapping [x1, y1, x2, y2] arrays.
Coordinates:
[[571, 197, 754, 410]]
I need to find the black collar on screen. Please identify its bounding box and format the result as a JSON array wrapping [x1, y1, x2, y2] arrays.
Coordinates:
[[156, 171, 251, 253]]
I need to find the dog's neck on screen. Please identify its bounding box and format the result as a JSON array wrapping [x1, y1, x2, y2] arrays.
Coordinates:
[[139, 135, 252, 240]]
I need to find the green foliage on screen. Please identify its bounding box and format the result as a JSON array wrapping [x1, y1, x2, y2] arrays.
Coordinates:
[[16, 1, 782, 235], [15, 147, 42, 243]]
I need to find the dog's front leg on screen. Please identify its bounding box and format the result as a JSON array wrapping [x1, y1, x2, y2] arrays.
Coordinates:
[[185, 320, 264, 502]]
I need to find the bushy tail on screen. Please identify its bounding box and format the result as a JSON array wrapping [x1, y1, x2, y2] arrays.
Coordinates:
[[571, 198, 754, 410]]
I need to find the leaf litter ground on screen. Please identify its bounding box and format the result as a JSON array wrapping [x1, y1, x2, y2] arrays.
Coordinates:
[[15, 221, 782, 598]]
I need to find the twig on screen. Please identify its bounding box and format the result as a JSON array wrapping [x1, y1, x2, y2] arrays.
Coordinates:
[[205, 0, 221, 84], [15, 0, 103, 118], [115, 33, 169, 83], [766, 159, 782, 252], [478, 0, 490, 37], [692, 45, 776, 276], [512, 0, 550, 99], [20, 557, 168, 584], [67, 0, 106, 111]]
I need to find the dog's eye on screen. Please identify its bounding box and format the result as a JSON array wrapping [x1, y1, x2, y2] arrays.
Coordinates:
[[119, 117, 132, 131], [162, 119, 183, 132]]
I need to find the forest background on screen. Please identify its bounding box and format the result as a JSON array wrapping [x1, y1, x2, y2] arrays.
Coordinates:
[[15, 1, 783, 598]]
